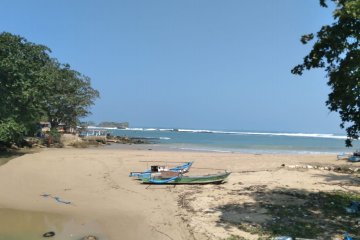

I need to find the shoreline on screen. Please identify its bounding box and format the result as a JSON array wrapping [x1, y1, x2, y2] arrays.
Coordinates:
[[0, 147, 359, 239], [105, 127, 357, 155], [0, 148, 40, 167], [104, 142, 344, 155]]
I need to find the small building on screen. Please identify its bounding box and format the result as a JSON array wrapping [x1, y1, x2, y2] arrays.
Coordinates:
[[79, 129, 108, 137], [38, 122, 76, 134], [39, 122, 51, 132], [78, 129, 108, 142]]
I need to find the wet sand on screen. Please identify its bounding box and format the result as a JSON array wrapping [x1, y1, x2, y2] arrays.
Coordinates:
[[0, 208, 106, 240], [0, 146, 359, 239], [0, 148, 40, 167]]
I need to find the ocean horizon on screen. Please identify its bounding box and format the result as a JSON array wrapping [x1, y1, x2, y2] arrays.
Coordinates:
[[87, 126, 359, 155]]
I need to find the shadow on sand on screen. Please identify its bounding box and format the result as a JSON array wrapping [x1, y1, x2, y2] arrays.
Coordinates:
[[215, 185, 360, 239], [0, 151, 26, 166]]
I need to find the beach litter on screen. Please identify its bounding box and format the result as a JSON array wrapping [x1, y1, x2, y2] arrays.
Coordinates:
[[40, 193, 72, 205], [271, 237, 292, 240], [296, 239, 317, 240], [272, 237, 319, 240], [82, 235, 98, 240], [42, 231, 55, 238], [345, 201, 360, 214], [344, 232, 353, 240]]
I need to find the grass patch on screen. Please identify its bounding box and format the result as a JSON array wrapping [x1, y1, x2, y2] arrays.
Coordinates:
[[217, 190, 360, 239], [223, 235, 247, 240], [237, 223, 268, 235], [263, 191, 360, 238]]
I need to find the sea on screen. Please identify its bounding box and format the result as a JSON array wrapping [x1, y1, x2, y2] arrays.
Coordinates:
[[90, 127, 360, 155]]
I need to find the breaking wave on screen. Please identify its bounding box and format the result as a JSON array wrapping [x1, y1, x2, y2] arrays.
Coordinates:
[[147, 129, 343, 139], [111, 127, 347, 140]]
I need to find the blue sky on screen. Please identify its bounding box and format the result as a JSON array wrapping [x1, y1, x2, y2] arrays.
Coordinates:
[[1, 0, 342, 133]]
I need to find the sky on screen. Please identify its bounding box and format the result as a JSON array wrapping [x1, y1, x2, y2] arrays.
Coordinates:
[[0, 0, 343, 133]]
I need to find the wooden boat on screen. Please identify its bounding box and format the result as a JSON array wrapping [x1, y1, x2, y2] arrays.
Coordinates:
[[129, 162, 193, 178], [140, 171, 231, 184]]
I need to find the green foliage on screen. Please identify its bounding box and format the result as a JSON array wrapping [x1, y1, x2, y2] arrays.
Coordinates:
[[223, 235, 247, 240], [42, 61, 99, 129], [48, 128, 61, 144], [292, 0, 360, 146], [0, 32, 99, 147], [0, 33, 50, 130], [79, 121, 96, 127], [0, 119, 26, 146]]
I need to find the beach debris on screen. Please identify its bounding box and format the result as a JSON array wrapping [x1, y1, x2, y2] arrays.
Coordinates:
[[344, 232, 353, 240], [81, 235, 98, 240], [286, 164, 360, 174], [295, 239, 318, 240], [54, 196, 71, 204], [271, 236, 292, 240], [40, 193, 72, 205], [345, 201, 360, 214], [42, 231, 55, 237]]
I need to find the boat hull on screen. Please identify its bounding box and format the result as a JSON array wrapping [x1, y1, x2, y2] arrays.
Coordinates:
[[349, 156, 360, 162], [129, 162, 193, 178], [141, 172, 231, 184]]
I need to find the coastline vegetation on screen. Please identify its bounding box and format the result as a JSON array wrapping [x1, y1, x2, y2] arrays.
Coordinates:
[[0, 32, 99, 150], [292, 0, 360, 146]]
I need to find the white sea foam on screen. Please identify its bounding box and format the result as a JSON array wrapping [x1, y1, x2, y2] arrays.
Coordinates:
[[174, 147, 233, 153], [123, 128, 144, 131], [175, 128, 347, 139], [144, 128, 157, 131], [177, 129, 213, 133], [159, 137, 171, 140], [159, 128, 175, 131], [115, 127, 347, 140], [232, 132, 347, 139], [124, 128, 160, 131], [87, 126, 117, 130], [170, 146, 336, 155]]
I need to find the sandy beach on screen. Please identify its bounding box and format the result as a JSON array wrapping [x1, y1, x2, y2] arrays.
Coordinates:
[[0, 146, 359, 239]]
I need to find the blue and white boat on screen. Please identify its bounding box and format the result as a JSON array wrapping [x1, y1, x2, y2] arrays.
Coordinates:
[[129, 162, 193, 178], [349, 155, 360, 162], [348, 150, 360, 162]]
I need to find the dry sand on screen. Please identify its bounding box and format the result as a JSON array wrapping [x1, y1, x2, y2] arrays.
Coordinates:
[[0, 146, 359, 239]]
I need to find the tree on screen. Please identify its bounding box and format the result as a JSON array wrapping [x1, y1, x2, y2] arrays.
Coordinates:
[[292, 0, 360, 146], [42, 60, 99, 130], [0, 32, 51, 145], [0, 32, 99, 147]]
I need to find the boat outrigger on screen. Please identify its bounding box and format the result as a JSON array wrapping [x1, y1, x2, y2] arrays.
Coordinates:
[[129, 162, 193, 178], [337, 153, 351, 160], [140, 171, 231, 184]]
